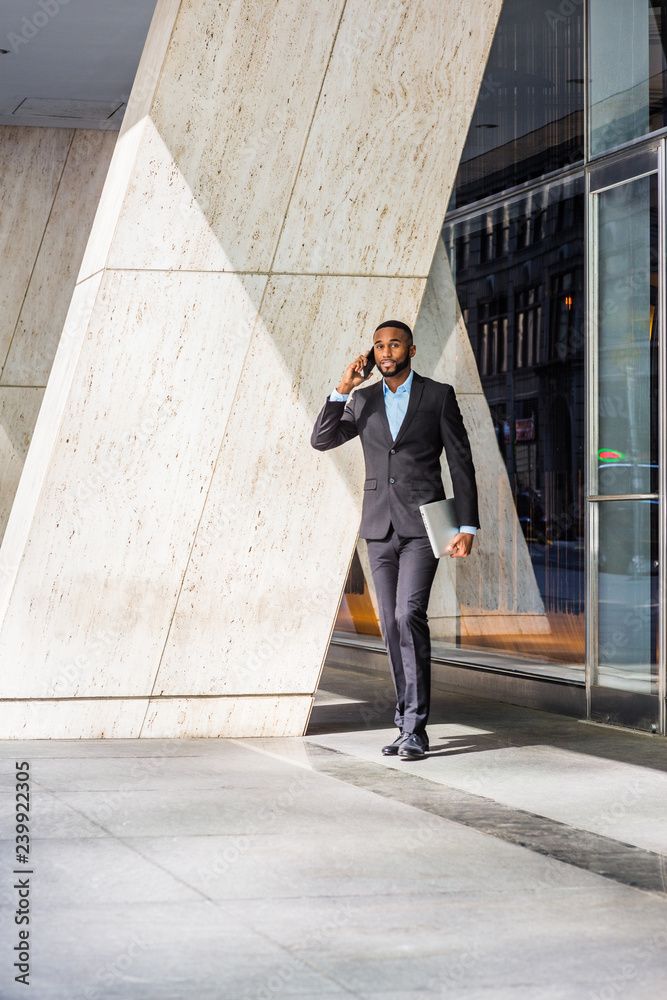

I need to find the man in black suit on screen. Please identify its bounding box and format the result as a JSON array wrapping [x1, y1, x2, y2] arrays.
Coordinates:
[[311, 321, 479, 759]]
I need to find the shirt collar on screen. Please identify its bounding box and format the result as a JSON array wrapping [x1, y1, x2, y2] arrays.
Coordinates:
[[382, 369, 414, 398]]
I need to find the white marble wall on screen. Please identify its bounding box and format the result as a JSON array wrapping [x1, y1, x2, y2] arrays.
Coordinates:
[[0, 126, 117, 540], [0, 0, 503, 738]]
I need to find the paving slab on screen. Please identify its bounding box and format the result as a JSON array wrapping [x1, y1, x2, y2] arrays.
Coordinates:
[[1, 662, 667, 998]]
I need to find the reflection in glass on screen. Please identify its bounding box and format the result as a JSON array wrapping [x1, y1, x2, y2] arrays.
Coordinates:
[[596, 500, 659, 693], [335, 176, 586, 672], [590, 0, 667, 155], [452, 0, 583, 209], [438, 175, 585, 669], [336, 550, 381, 637], [335, 0, 586, 669], [596, 174, 659, 496]]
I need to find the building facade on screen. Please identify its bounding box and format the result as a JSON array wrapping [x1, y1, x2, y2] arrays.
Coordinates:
[[336, 0, 667, 736], [0, 0, 665, 737]]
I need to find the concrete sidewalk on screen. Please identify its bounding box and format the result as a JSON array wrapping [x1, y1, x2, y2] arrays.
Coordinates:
[[1, 660, 667, 999]]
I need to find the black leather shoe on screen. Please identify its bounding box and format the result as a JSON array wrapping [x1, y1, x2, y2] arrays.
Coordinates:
[[398, 732, 429, 759], [382, 732, 407, 756]]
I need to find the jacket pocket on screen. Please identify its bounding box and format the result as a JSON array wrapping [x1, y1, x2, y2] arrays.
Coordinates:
[[364, 479, 377, 490]]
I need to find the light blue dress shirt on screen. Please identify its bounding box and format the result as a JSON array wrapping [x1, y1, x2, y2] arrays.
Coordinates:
[[329, 375, 476, 536], [382, 369, 413, 439]]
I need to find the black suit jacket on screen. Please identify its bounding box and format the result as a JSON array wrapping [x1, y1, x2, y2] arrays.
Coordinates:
[[311, 372, 480, 540]]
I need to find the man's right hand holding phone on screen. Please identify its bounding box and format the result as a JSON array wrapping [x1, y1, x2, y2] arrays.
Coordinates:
[[337, 349, 375, 395]]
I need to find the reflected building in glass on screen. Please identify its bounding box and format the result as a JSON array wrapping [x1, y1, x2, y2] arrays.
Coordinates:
[[334, 0, 667, 735]]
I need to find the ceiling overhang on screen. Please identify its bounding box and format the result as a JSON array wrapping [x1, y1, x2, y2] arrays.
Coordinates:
[[0, 0, 157, 130]]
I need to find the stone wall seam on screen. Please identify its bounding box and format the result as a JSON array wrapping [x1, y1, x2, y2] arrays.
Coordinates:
[[267, 0, 350, 276]]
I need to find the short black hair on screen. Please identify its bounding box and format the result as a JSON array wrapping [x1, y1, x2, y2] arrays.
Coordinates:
[[374, 319, 413, 345]]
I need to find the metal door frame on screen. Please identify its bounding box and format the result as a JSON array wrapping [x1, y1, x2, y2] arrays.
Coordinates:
[[585, 139, 666, 732]]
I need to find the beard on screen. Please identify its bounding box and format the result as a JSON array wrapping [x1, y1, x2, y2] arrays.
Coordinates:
[[380, 354, 411, 379]]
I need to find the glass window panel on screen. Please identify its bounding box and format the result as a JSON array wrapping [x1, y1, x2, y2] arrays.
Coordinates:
[[536, 305, 542, 362], [516, 312, 525, 369], [527, 310, 535, 367], [590, 0, 667, 155], [596, 174, 659, 496], [442, 174, 585, 671], [480, 323, 489, 376], [596, 500, 659, 694], [334, 550, 381, 638], [492, 319, 499, 374], [451, 0, 583, 209], [500, 317, 508, 372]]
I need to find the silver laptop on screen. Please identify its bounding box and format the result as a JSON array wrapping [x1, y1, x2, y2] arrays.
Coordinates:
[[419, 498, 459, 558]]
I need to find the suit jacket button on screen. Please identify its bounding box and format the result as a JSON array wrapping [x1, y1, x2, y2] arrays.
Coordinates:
[[390, 448, 396, 454], [389, 478, 395, 484]]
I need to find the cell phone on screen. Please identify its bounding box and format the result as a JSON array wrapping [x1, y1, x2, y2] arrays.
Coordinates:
[[362, 347, 376, 379]]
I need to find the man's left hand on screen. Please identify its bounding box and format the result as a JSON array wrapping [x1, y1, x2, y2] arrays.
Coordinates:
[[446, 532, 475, 558]]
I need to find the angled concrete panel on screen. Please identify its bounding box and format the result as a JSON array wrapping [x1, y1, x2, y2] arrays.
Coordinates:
[[275, 0, 501, 277], [0, 0, 503, 737], [0, 269, 265, 699], [107, 0, 346, 273]]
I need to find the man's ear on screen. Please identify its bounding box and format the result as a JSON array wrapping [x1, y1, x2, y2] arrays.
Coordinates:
[[409, 344, 416, 358]]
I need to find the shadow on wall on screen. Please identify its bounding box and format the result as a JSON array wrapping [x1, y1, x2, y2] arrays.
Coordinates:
[[0, 389, 44, 539], [0, 126, 117, 542]]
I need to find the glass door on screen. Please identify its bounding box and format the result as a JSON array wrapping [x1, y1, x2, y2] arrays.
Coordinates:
[[588, 146, 664, 731]]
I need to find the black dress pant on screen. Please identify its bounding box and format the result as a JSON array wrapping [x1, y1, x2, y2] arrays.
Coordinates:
[[366, 526, 439, 735]]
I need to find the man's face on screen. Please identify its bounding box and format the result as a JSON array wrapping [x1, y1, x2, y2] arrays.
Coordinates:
[[373, 327, 416, 378]]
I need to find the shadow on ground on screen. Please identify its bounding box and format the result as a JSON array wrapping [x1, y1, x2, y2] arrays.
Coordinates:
[[309, 652, 667, 774]]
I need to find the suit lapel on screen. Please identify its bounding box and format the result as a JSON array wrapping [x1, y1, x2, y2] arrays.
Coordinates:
[[368, 380, 393, 446], [392, 373, 424, 448]]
